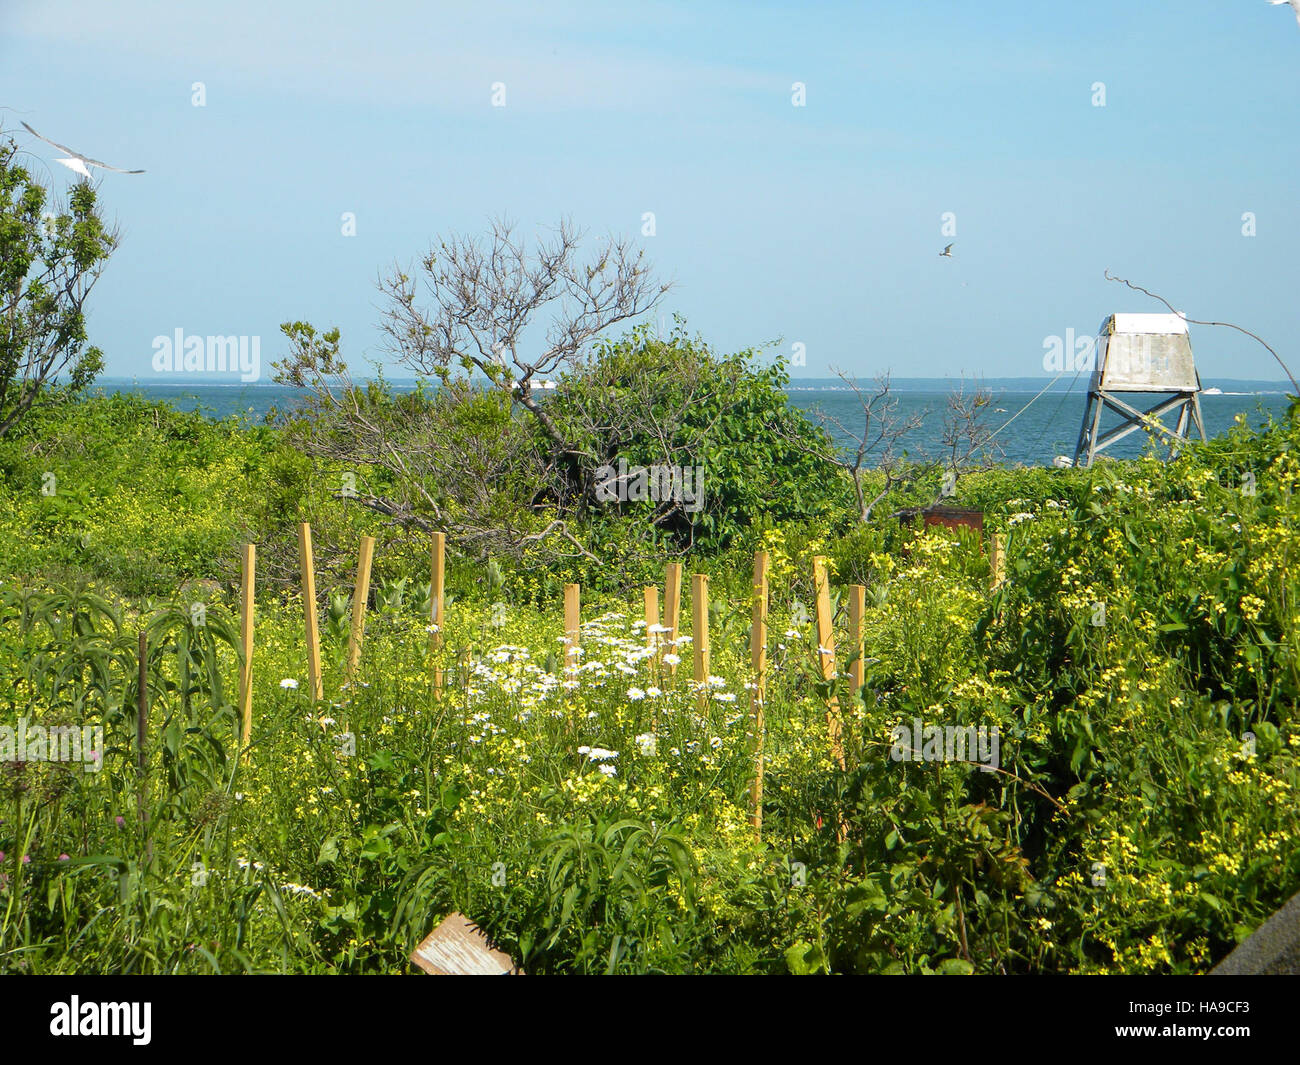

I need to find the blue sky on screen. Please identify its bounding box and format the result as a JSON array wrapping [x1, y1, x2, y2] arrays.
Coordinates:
[[2, 0, 1298, 382]]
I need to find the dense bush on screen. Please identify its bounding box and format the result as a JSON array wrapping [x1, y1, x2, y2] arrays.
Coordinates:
[[546, 323, 846, 553]]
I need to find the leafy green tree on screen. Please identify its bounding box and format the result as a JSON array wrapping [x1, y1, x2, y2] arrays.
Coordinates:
[[548, 321, 845, 549], [0, 127, 117, 437]]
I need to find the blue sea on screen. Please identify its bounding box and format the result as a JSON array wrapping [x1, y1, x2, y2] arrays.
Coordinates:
[[93, 377, 1293, 469]]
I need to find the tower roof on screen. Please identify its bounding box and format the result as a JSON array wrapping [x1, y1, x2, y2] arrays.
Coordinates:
[[1105, 312, 1189, 336]]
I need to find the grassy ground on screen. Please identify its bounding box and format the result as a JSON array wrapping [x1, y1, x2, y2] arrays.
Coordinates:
[[1, 394, 1298, 973]]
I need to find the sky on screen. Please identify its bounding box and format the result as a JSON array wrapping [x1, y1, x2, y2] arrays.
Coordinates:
[[2, 0, 1298, 384]]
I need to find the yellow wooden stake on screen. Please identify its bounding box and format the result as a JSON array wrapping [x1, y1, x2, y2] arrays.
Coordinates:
[[750, 551, 769, 837], [643, 585, 661, 727], [643, 586, 659, 651], [346, 535, 376, 683], [239, 543, 255, 748], [297, 523, 323, 702], [991, 533, 1006, 588], [564, 583, 581, 670], [664, 563, 682, 675], [429, 532, 445, 695], [814, 556, 845, 770], [848, 583, 866, 697], [692, 573, 710, 709]]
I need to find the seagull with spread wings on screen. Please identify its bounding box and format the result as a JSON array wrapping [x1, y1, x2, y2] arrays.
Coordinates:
[[1269, 0, 1300, 27], [20, 121, 144, 178]]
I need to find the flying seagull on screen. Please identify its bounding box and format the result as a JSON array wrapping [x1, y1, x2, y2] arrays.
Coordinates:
[[1269, 0, 1300, 27], [20, 121, 144, 178], [939, 243, 953, 258]]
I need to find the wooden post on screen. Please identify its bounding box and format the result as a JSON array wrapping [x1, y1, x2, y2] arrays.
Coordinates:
[[848, 584, 866, 697], [564, 583, 581, 670], [991, 533, 1006, 588], [749, 551, 769, 837], [644, 585, 660, 728], [643, 586, 659, 651], [298, 522, 323, 702], [429, 532, 445, 695], [692, 573, 710, 709], [137, 629, 148, 828], [346, 535, 376, 682], [664, 563, 682, 675], [239, 543, 255, 747], [814, 556, 845, 771]]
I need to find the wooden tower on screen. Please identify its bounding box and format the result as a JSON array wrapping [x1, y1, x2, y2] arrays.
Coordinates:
[[1073, 312, 1206, 468]]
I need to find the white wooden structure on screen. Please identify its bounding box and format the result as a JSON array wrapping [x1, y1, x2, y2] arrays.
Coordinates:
[[1073, 312, 1206, 468]]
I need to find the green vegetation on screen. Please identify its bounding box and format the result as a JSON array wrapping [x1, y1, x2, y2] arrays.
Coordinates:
[[0, 132, 116, 439], [1, 364, 1298, 974]]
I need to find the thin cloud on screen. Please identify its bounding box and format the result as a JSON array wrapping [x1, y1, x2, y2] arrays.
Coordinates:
[[9, 0, 776, 114]]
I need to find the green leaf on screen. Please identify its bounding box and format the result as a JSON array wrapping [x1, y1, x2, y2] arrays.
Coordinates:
[[784, 941, 826, 975]]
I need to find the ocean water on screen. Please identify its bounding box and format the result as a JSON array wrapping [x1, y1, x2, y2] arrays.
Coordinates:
[[92, 379, 1292, 469]]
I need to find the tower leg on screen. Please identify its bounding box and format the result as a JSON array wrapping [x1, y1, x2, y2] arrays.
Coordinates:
[[1074, 390, 1105, 468], [1190, 394, 1207, 441]]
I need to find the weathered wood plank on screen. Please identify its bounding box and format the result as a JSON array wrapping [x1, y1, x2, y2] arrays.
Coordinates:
[[410, 913, 522, 976]]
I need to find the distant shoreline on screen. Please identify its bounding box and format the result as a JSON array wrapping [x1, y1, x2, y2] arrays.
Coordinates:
[[90, 376, 1295, 395]]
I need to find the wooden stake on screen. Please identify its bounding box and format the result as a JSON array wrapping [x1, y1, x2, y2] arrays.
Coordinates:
[[848, 584, 866, 697], [346, 535, 376, 682], [239, 543, 255, 747], [991, 533, 1006, 588], [664, 563, 682, 675], [430, 532, 445, 695], [643, 586, 659, 651], [564, 583, 581, 669], [137, 629, 148, 831], [749, 551, 769, 837], [298, 522, 323, 702], [692, 573, 710, 709], [814, 556, 845, 771]]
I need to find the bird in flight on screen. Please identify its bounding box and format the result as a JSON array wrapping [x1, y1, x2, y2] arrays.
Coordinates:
[[1269, 0, 1300, 27], [21, 121, 144, 178], [939, 243, 953, 258]]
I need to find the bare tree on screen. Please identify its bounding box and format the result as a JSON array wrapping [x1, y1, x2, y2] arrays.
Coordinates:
[[375, 216, 670, 462], [274, 321, 598, 563], [803, 370, 930, 521], [273, 218, 674, 562], [933, 375, 1004, 501], [781, 369, 1001, 521]]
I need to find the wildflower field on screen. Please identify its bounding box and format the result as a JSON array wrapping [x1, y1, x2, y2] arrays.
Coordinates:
[[1, 392, 1299, 974]]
